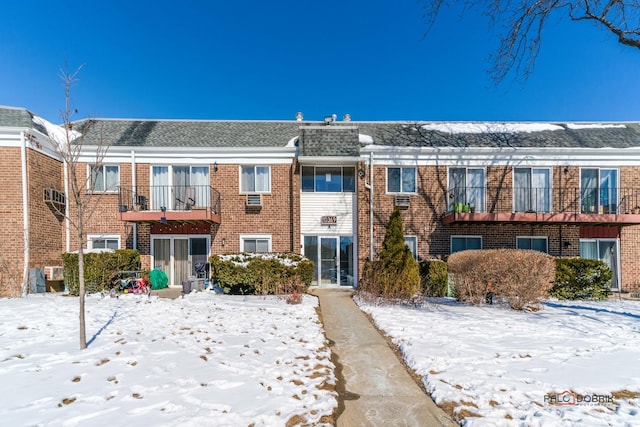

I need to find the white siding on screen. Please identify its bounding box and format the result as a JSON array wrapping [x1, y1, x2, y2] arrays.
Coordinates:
[[300, 193, 355, 234]]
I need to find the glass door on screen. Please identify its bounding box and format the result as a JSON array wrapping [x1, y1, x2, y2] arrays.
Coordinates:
[[580, 239, 620, 290], [175, 238, 189, 286], [320, 237, 338, 285]]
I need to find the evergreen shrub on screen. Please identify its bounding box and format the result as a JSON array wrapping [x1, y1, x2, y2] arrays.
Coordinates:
[[419, 260, 448, 297], [448, 249, 555, 310], [358, 209, 421, 301], [63, 249, 141, 295], [551, 258, 612, 300], [209, 252, 313, 295]]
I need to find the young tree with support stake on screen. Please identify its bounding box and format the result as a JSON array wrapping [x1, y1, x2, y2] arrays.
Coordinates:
[[39, 65, 110, 349]]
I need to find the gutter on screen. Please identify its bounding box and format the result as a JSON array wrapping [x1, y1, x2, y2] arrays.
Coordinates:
[[131, 150, 137, 250], [369, 151, 374, 259]]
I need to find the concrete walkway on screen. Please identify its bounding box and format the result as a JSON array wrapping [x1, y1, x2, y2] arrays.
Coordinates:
[[312, 288, 458, 427]]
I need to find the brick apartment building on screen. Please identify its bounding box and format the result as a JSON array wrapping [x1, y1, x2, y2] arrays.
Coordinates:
[[2, 105, 640, 294]]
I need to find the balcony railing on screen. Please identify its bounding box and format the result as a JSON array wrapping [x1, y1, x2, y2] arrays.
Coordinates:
[[117, 185, 221, 223], [443, 186, 640, 225]]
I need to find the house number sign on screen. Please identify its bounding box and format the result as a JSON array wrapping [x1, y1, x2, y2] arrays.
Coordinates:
[[321, 215, 338, 226]]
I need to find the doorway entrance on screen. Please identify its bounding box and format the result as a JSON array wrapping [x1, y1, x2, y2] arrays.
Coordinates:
[[580, 238, 620, 290], [303, 235, 354, 287], [152, 236, 209, 287]]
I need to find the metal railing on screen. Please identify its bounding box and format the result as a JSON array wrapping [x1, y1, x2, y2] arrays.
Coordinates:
[[446, 186, 640, 215], [118, 185, 221, 214]]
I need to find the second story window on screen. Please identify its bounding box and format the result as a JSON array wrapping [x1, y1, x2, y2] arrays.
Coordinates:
[[514, 168, 551, 213], [90, 164, 119, 192], [301, 166, 355, 192], [241, 166, 270, 193], [387, 167, 416, 193], [581, 168, 618, 214], [449, 168, 485, 212]]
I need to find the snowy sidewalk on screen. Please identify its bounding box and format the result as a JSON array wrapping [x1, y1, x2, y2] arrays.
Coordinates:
[[312, 288, 457, 427]]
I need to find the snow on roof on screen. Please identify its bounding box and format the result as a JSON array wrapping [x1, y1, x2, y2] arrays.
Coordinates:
[[359, 133, 374, 145], [566, 123, 627, 130], [420, 123, 564, 134], [32, 115, 81, 145]]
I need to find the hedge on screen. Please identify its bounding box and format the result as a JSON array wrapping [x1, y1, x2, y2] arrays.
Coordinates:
[[551, 258, 612, 300], [63, 249, 141, 295], [209, 252, 314, 295], [419, 259, 448, 297]]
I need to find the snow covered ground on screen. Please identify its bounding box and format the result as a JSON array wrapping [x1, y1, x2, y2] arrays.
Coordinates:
[[0, 292, 336, 427], [357, 297, 640, 426]]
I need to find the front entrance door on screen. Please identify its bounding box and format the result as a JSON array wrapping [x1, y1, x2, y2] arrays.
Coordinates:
[[304, 235, 354, 287], [580, 239, 620, 290]]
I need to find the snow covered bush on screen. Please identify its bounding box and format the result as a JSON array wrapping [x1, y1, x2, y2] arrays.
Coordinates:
[[448, 249, 555, 310], [551, 258, 612, 300], [209, 252, 313, 295], [358, 209, 421, 302], [419, 259, 448, 297]]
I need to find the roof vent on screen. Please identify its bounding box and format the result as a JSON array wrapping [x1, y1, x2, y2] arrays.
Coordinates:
[[295, 112, 303, 121], [343, 114, 351, 122]]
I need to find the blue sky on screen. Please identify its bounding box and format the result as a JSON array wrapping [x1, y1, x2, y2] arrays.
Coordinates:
[[2, 0, 639, 123]]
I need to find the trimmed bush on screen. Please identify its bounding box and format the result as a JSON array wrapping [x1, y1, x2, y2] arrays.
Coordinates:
[[448, 249, 555, 310], [209, 252, 313, 295], [420, 260, 448, 297], [63, 249, 141, 295], [358, 209, 421, 301], [551, 258, 612, 300]]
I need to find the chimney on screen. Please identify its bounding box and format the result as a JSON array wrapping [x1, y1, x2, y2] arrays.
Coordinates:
[[343, 114, 351, 122], [295, 112, 303, 121]]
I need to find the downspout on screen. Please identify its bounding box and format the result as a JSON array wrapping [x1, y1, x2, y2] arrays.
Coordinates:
[[20, 131, 29, 297], [64, 159, 70, 252], [369, 151, 374, 260], [131, 150, 137, 250]]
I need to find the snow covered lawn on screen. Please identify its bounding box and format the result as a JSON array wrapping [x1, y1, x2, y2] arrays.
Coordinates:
[[0, 292, 336, 426], [357, 297, 640, 426]]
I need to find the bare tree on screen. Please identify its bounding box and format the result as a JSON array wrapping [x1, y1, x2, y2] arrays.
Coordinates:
[[41, 66, 109, 349], [421, 0, 640, 82]]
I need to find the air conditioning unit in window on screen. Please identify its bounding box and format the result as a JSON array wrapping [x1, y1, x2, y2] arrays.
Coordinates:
[[394, 194, 411, 208], [43, 188, 66, 206], [44, 266, 64, 281], [246, 194, 262, 206]]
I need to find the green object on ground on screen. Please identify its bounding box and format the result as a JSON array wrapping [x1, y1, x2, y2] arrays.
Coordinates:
[[149, 269, 168, 290]]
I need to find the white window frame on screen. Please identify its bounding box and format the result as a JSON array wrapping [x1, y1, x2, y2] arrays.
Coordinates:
[[447, 167, 486, 212], [579, 167, 619, 214], [240, 165, 271, 194], [404, 235, 418, 259], [240, 234, 272, 253], [579, 238, 621, 290], [87, 233, 120, 250], [450, 235, 482, 254], [386, 167, 417, 194], [516, 236, 549, 253], [88, 164, 119, 193], [513, 167, 552, 213]]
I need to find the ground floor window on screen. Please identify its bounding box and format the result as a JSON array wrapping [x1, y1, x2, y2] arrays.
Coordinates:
[[516, 236, 548, 253], [451, 236, 482, 253], [580, 239, 620, 290], [88, 234, 120, 250], [151, 235, 210, 287], [240, 234, 271, 253], [303, 235, 354, 287], [404, 235, 418, 259]]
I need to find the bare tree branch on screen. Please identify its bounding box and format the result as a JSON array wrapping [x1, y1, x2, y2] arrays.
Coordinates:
[[421, 0, 640, 82]]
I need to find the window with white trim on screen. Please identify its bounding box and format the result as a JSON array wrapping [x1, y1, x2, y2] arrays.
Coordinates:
[[387, 167, 416, 193], [448, 167, 485, 212], [89, 164, 119, 192], [516, 236, 548, 253], [580, 168, 618, 214], [404, 235, 418, 259], [88, 234, 120, 250], [301, 166, 355, 192], [241, 166, 270, 193], [240, 234, 272, 253], [450, 236, 482, 253]]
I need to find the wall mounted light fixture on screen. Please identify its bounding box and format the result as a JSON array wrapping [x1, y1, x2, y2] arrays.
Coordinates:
[[214, 162, 218, 173], [221, 238, 226, 247]]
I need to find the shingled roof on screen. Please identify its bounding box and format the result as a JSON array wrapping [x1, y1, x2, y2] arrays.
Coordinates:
[[0, 106, 47, 135], [356, 122, 640, 149], [75, 119, 301, 148]]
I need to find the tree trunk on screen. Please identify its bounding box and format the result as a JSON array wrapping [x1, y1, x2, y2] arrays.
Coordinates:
[[78, 217, 87, 350]]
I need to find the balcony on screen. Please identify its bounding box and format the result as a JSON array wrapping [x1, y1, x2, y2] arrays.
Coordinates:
[[117, 185, 221, 223], [442, 186, 640, 225]]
